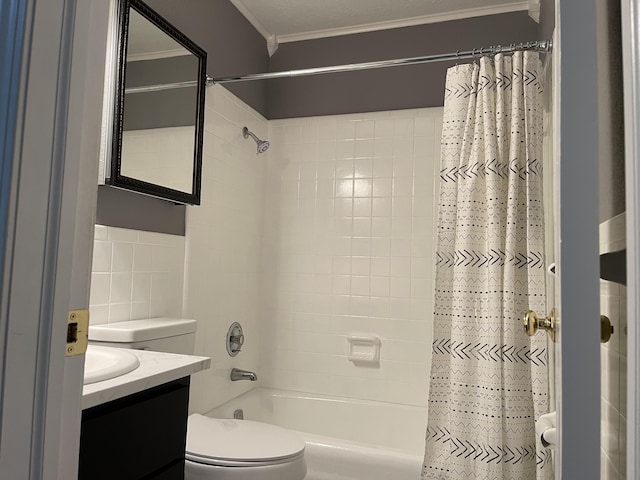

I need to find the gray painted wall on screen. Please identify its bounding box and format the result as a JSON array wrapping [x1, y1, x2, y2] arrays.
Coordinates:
[[544, 0, 626, 222], [597, 0, 625, 222], [538, 0, 555, 41], [146, 0, 269, 116], [123, 87, 197, 130], [267, 12, 539, 119], [124, 56, 199, 130], [96, 185, 185, 235]]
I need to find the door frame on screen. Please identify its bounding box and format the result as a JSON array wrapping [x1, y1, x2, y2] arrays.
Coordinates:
[[556, 0, 602, 477], [622, 1, 640, 478], [0, 0, 108, 478]]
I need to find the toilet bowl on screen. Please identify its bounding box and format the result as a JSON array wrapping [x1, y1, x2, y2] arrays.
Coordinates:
[[185, 414, 307, 480], [89, 319, 307, 480]]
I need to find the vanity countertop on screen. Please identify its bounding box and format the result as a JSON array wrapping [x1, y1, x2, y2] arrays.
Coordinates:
[[82, 349, 210, 410]]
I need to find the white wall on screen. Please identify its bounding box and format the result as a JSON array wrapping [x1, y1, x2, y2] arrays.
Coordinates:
[[89, 225, 185, 324], [121, 126, 195, 193], [260, 108, 442, 407], [600, 213, 627, 480], [184, 85, 268, 412]]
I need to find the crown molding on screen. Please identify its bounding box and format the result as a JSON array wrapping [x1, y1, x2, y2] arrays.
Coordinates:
[[528, 0, 541, 22], [278, 2, 528, 44], [127, 49, 191, 62], [228, 0, 272, 40], [227, 1, 529, 45]]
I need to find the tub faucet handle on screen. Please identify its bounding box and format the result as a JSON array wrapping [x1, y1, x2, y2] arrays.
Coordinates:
[[226, 322, 245, 357], [230, 333, 244, 349]]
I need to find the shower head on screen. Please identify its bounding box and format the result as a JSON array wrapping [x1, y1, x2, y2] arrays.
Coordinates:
[[242, 126, 270, 154]]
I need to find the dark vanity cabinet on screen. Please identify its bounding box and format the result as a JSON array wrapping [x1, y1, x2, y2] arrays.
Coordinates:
[[79, 377, 190, 480]]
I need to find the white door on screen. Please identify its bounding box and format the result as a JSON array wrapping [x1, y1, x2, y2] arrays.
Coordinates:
[[552, 1, 602, 479], [0, 1, 109, 479]]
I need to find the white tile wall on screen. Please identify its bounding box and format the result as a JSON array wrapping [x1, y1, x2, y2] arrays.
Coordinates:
[[599, 213, 627, 480], [260, 108, 442, 407], [90, 225, 185, 324], [121, 126, 195, 193], [101, 86, 442, 413], [184, 85, 268, 412]]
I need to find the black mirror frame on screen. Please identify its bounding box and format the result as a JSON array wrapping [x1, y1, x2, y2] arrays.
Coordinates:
[[109, 0, 206, 205]]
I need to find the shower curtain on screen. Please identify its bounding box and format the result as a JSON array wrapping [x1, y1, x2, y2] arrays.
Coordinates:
[[422, 52, 552, 480]]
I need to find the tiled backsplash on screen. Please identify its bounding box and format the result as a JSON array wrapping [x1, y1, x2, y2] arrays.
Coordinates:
[[260, 108, 442, 406], [90, 225, 185, 324], [600, 213, 627, 480]]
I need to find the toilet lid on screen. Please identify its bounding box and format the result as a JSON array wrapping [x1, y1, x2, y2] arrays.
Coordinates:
[[186, 415, 305, 465]]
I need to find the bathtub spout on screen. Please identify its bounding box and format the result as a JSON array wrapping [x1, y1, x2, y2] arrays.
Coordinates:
[[230, 368, 257, 381]]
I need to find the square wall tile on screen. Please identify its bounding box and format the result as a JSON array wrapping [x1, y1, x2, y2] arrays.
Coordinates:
[[92, 241, 112, 273], [90, 226, 185, 324], [112, 242, 134, 272], [263, 108, 440, 407], [89, 273, 110, 305]]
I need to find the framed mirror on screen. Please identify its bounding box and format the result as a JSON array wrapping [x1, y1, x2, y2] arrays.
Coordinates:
[[107, 0, 206, 205]]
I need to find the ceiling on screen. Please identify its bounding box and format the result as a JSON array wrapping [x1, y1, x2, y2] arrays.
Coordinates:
[[228, 0, 530, 43], [128, 8, 188, 59]]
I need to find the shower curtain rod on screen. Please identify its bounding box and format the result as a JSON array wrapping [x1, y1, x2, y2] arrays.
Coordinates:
[[124, 40, 551, 94], [210, 40, 552, 85]]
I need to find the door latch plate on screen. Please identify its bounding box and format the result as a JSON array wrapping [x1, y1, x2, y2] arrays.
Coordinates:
[[66, 309, 89, 356]]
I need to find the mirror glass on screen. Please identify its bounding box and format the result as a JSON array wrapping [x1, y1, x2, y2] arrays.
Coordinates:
[[109, 0, 205, 204]]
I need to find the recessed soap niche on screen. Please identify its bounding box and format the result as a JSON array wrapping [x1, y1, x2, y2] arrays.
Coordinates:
[[347, 335, 381, 366]]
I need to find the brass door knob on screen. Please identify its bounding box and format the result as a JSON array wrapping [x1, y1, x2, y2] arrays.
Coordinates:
[[600, 315, 614, 343], [523, 308, 557, 342]]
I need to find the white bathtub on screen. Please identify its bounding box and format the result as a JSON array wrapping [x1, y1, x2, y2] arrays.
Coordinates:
[[205, 388, 426, 480]]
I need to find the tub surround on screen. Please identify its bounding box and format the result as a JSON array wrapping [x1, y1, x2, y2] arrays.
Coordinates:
[[261, 108, 442, 407], [82, 348, 210, 409], [184, 85, 268, 412]]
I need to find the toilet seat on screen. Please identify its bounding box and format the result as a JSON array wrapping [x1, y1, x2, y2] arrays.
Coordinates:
[[185, 414, 306, 468]]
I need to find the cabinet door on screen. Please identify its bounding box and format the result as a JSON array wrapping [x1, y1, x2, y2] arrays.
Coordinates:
[[79, 378, 190, 480], [152, 461, 187, 480]]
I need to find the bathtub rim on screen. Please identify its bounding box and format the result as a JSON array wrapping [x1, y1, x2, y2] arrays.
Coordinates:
[[203, 386, 427, 456]]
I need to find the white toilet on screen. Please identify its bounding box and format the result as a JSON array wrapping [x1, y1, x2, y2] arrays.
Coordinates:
[[89, 318, 307, 480]]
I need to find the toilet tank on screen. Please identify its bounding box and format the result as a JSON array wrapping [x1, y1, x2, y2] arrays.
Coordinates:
[[88, 318, 196, 355]]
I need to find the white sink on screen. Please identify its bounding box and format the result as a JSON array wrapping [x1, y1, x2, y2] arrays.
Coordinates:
[[83, 345, 140, 385]]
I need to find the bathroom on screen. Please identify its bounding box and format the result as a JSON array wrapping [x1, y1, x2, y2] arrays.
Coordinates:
[[0, 0, 630, 479]]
